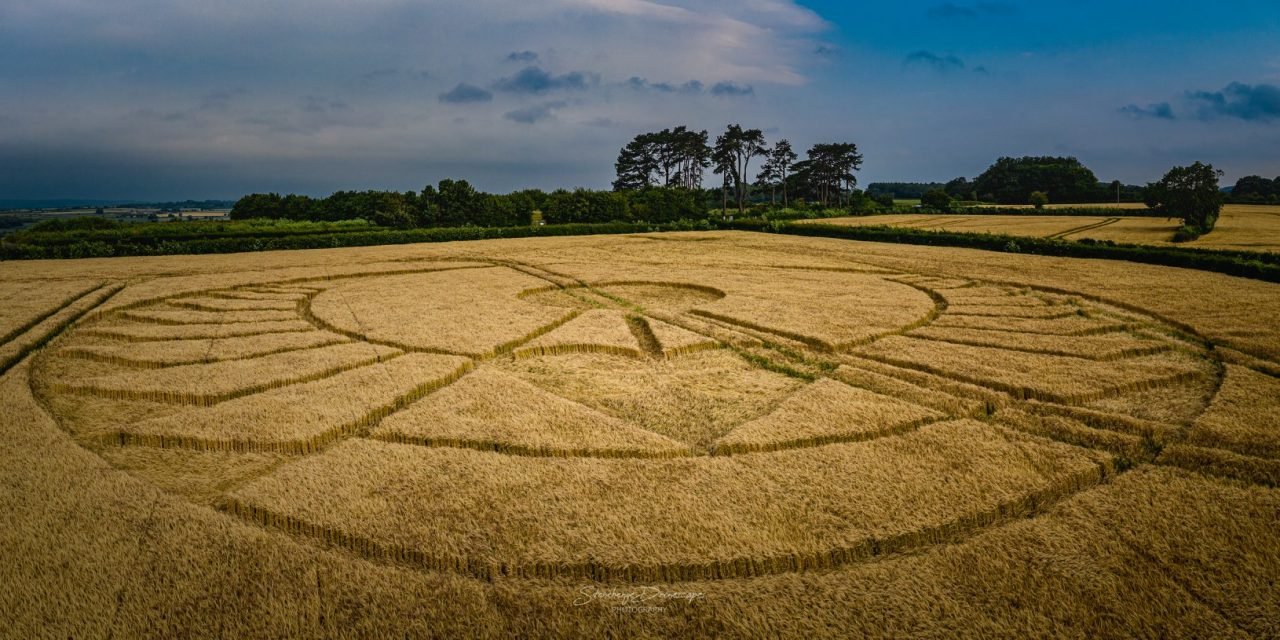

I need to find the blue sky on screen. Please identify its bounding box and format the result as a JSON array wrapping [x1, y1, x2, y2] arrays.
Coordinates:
[[1, 0, 1277, 200]]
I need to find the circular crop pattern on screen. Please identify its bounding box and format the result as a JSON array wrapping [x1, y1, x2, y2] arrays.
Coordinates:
[[32, 256, 1229, 584]]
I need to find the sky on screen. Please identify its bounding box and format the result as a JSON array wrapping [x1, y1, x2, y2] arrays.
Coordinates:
[[1, 0, 1278, 200]]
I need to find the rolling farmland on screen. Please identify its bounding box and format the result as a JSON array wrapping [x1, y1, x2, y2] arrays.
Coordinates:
[[811, 204, 1280, 252], [2, 231, 1279, 638]]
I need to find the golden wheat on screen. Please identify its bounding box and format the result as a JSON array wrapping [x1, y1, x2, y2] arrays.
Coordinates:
[[373, 367, 692, 458], [55, 342, 401, 405], [59, 330, 350, 368], [712, 378, 944, 454]]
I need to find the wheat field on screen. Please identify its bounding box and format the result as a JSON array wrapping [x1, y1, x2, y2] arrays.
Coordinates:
[[812, 203, 1280, 251], [2, 231, 1279, 638]]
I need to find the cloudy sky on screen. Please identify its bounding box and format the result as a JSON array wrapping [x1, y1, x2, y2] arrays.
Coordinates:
[[2, 0, 1278, 200]]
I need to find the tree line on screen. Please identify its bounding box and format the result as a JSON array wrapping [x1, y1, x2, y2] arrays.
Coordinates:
[[614, 124, 864, 213], [1229, 175, 1280, 204], [230, 181, 705, 227]]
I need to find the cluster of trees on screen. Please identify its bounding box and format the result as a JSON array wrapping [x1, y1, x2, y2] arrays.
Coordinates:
[[230, 181, 707, 228], [613, 125, 864, 214], [1229, 175, 1280, 204], [881, 158, 1145, 206]]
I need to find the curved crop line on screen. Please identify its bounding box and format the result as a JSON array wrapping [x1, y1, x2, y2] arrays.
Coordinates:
[[835, 280, 949, 352], [53, 349, 404, 407], [118, 309, 299, 326], [296, 291, 470, 358], [57, 336, 351, 370], [930, 321, 1135, 338], [907, 333, 1175, 362], [711, 415, 948, 456], [1155, 444, 1280, 487], [81, 325, 316, 343], [218, 460, 1111, 584], [95, 360, 475, 454], [853, 350, 1205, 406], [944, 309, 1082, 320], [370, 433, 695, 460], [0, 282, 105, 349], [0, 284, 124, 377]]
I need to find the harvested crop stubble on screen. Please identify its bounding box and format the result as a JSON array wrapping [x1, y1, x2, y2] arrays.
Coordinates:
[[712, 378, 944, 454], [373, 367, 691, 457], [121, 307, 300, 325], [114, 352, 472, 452], [931, 313, 1129, 336], [496, 350, 803, 449], [169, 296, 300, 311], [852, 336, 1206, 404], [309, 267, 571, 356], [84, 319, 316, 341], [55, 341, 401, 405], [516, 309, 642, 359], [1186, 364, 1280, 458], [907, 326, 1173, 360], [226, 420, 1112, 582], [59, 330, 350, 368]]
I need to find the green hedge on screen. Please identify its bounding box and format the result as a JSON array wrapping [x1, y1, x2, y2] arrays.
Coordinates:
[[921, 206, 1167, 217], [0, 221, 712, 260], [726, 220, 1280, 282]]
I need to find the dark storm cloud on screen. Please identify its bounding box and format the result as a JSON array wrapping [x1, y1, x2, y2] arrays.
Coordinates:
[[438, 83, 494, 104], [903, 51, 966, 73], [1188, 83, 1280, 122], [625, 77, 704, 94], [709, 82, 755, 97], [493, 67, 596, 94], [506, 51, 539, 63], [1119, 102, 1176, 120], [504, 101, 568, 124]]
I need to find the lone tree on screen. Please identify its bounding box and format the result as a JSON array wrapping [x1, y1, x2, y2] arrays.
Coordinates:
[[1029, 191, 1049, 210], [1145, 161, 1224, 240], [921, 189, 954, 213]]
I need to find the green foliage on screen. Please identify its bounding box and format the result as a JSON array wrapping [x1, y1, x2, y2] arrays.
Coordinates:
[[1145, 161, 1224, 238], [920, 189, 954, 212], [1228, 175, 1280, 203], [973, 156, 1101, 204], [725, 220, 1280, 283], [1029, 191, 1049, 210], [865, 183, 945, 200], [27, 217, 124, 232], [0, 222, 691, 260]]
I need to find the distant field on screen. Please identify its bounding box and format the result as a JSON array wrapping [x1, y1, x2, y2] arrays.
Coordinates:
[[811, 204, 1280, 253], [2, 232, 1279, 637]]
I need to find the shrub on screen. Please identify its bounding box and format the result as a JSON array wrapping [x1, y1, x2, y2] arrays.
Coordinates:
[[1029, 191, 1049, 210], [921, 189, 954, 213]]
